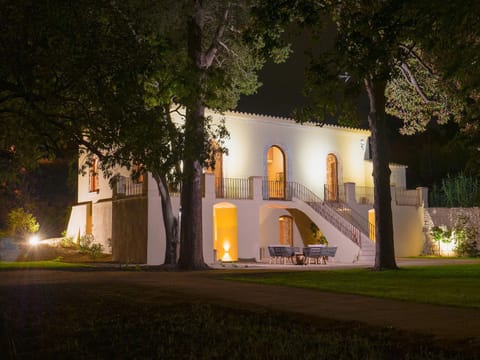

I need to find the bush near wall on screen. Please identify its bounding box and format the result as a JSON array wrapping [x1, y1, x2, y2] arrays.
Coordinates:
[[425, 208, 480, 257]]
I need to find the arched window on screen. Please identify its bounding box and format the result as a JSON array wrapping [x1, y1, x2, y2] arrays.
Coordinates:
[[326, 154, 338, 201], [89, 157, 99, 193]]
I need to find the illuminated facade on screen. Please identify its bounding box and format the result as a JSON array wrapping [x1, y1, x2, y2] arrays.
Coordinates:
[[67, 110, 427, 265]]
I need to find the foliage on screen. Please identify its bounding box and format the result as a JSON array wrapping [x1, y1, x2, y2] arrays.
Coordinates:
[[430, 226, 453, 244], [6, 208, 39, 239], [429, 173, 479, 207], [60, 231, 76, 248], [430, 216, 478, 257], [309, 222, 328, 245], [386, 52, 464, 135], [453, 215, 479, 257], [78, 233, 104, 261]]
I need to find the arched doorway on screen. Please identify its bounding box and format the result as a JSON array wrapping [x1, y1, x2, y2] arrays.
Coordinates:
[[267, 145, 286, 199], [213, 202, 238, 261], [326, 153, 338, 201], [278, 215, 293, 246]]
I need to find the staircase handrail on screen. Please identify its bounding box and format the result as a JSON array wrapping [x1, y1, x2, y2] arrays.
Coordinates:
[[287, 182, 361, 246], [323, 200, 370, 235]]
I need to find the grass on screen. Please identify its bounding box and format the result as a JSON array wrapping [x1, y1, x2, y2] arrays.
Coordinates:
[[0, 260, 89, 269], [0, 281, 474, 359], [222, 264, 480, 308]]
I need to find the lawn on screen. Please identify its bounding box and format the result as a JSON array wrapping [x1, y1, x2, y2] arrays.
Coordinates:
[[0, 260, 89, 269], [0, 279, 473, 359], [222, 264, 480, 308]]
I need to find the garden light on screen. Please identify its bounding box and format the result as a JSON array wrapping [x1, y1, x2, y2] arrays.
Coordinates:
[[28, 235, 40, 246]]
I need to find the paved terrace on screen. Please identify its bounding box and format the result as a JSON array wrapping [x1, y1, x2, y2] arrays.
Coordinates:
[[1, 258, 479, 344]]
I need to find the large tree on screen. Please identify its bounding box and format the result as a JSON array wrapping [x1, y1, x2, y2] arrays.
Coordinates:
[[253, 0, 474, 270], [176, 1, 285, 269], [1, 0, 282, 269]]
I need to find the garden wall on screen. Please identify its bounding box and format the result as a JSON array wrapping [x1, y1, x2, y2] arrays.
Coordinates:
[[424, 207, 480, 255]]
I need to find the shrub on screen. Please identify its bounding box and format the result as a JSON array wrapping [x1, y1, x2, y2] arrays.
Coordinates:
[[6, 208, 39, 239], [454, 216, 479, 257], [60, 230, 76, 248], [88, 243, 104, 261], [430, 216, 479, 257], [78, 234, 104, 261]]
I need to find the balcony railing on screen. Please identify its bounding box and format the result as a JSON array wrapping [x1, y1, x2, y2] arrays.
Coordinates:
[[355, 186, 374, 204], [115, 176, 145, 197], [215, 177, 252, 200]]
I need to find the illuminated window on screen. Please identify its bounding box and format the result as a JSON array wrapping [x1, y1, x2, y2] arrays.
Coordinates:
[[133, 164, 144, 184], [326, 154, 338, 201], [89, 157, 99, 193], [279, 215, 293, 246]]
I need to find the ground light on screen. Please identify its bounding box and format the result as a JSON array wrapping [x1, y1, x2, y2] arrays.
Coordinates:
[[28, 234, 40, 246]]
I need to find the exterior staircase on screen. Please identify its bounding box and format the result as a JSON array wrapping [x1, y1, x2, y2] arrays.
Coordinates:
[[285, 182, 375, 264]]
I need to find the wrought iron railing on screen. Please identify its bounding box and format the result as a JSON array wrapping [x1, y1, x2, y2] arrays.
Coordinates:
[[115, 176, 145, 197], [288, 182, 362, 246], [323, 184, 346, 202], [215, 177, 252, 200], [262, 179, 290, 200], [355, 186, 374, 204]]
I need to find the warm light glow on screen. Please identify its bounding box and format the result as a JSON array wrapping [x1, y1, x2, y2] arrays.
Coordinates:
[[439, 239, 456, 256], [28, 235, 40, 246], [222, 240, 232, 261], [213, 203, 238, 262]]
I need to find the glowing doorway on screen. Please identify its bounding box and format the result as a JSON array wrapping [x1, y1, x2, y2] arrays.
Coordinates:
[[213, 202, 238, 261]]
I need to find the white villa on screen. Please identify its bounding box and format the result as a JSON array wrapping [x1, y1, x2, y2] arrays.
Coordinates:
[[66, 110, 427, 265]]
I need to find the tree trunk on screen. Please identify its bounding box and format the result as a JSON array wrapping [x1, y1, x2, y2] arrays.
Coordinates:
[[177, 0, 208, 270], [152, 171, 178, 266], [364, 77, 398, 270], [178, 104, 208, 270]]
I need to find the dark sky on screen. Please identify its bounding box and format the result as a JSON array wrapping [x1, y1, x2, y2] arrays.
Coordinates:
[[236, 40, 309, 118]]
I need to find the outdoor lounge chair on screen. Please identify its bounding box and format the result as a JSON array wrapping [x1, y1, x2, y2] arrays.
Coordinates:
[[268, 245, 295, 264], [303, 246, 337, 264]]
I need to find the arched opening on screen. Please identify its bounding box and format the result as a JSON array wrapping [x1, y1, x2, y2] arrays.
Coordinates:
[[278, 215, 293, 246], [326, 153, 338, 201], [213, 202, 238, 262], [267, 145, 286, 199]]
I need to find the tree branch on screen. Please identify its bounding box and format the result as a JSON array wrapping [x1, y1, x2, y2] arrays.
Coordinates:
[[399, 44, 435, 75], [398, 62, 430, 103], [204, 5, 230, 68]]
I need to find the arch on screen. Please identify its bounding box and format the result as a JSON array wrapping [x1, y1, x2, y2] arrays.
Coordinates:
[[267, 145, 286, 199], [326, 153, 339, 201], [213, 202, 238, 261], [278, 215, 293, 246]]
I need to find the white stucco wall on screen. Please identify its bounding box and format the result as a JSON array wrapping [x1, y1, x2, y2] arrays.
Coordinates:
[[209, 111, 370, 198], [392, 204, 425, 257], [92, 201, 112, 253], [66, 204, 88, 241]]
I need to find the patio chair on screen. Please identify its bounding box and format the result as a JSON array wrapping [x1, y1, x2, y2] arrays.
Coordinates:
[[267, 246, 277, 264]]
